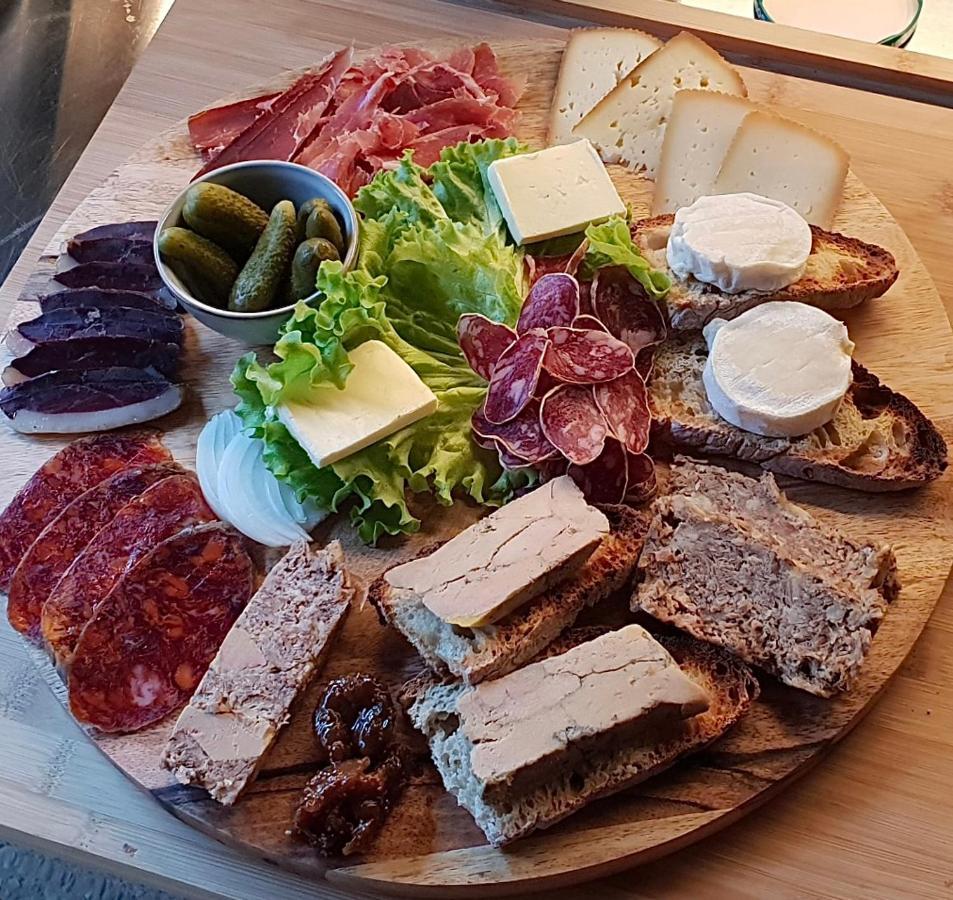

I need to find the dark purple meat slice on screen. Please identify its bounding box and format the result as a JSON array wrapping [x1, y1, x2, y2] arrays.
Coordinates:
[[70, 221, 157, 243], [10, 306, 184, 353], [539, 384, 609, 466], [516, 274, 580, 334], [483, 329, 549, 424], [39, 287, 178, 314], [4, 339, 181, 384], [457, 314, 517, 381], [54, 262, 163, 293], [66, 238, 157, 267], [591, 266, 667, 356], [0, 367, 183, 434]]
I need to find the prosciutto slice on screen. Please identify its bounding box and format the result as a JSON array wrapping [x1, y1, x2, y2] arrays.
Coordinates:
[[188, 91, 281, 160]]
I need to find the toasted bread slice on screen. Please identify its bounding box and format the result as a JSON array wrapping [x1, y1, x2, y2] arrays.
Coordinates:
[[632, 215, 899, 332], [371, 505, 648, 684], [650, 334, 947, 491], [406, 627, 758, 847]]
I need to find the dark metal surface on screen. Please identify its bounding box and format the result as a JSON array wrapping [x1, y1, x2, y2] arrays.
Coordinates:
[[0, 0, 173, 282]]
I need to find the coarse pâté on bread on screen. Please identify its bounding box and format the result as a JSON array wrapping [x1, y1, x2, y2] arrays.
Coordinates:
[[632, 215, 899, 332], [371, 504, 648, 684], [649, 333, 947, 491], [406, 624, 758, 847], [636, 458, 897, 696]]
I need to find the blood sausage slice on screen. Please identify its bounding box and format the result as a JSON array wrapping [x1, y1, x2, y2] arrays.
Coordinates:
[[483, 329, 548, 424], [539, 385, 609, 466], [542, 327, 634, 384], [472, 398, 557, 463], [568, 437, 629, 504], [592, 266, 666, 356], [68, 523, 254, 733], [594, 371, 652, 456], [42, 473, 216, 667], [38, 287, 178, 314], [6, 463, 180, 638], [0, 431, 169, 590], [516, 274, 580, 334], [54, 262, 163, 294], [457, 314, 517, 381]]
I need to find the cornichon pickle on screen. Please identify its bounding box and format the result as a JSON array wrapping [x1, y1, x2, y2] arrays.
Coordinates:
[[228, 200, 297, 313], [295, 197, 326, 242], [289, 238, 340, 301], [304, 203, 346, 255], [182, 183, 269, 258], [157, 226, 238, 308]]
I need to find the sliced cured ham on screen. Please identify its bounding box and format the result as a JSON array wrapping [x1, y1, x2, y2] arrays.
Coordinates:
[[54, 261, 163, 294], [68, 523, 254, 733], [0, 367, 184, 434], [6, 463, 181, 639], [3, 338, 181, 385], [42, 473, 216, 667], [0, 431, 170, 590], [188, 91, 281, 160], [38, 287, 178, 314]]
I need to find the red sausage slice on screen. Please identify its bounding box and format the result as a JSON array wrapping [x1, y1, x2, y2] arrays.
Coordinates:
[[483, 329, 549, 424], [542, 326, 633, 384], [539, 385, 609, 466]]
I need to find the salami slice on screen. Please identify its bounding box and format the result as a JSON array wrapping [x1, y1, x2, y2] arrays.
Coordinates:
[[625, 452, 658, 505], [594, 371, 652, 456], [568, 437, 629, 504], [543, 327, 634, 384], [457, 314, 517, 381], [578, 280, 593, 317], [516, 274, 580, 334], [635, 346, 655, 381], [68, 523, 253, 733], [0, 431, 170, 590], [592, 266, 667, 355], [572, 314, 608, 333], [6, 463, 181, 638], [539, 385, 609, 466], [472, 399, 557, 463], [42, 474, 216, 667], [483, 329, 548, 424]]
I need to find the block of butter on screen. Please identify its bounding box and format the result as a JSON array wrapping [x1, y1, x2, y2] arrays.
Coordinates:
[[487, 139, 626, 245]]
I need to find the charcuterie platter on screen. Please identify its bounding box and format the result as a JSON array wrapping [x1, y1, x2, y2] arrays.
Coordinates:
[[2, 35, 953, 897]]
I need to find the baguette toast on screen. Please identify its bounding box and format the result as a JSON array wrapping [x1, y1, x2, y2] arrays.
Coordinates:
[[650, 334, 947, 491], [406, 627, 758, 847], [371, 504, 648, 684], [632, 214, 898, 331]]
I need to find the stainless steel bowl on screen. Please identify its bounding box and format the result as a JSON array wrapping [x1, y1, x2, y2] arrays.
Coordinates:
[[154, 160, 359, 345]]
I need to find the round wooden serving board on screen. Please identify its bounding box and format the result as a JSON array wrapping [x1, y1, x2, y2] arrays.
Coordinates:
[[3, 38, 953, 898]]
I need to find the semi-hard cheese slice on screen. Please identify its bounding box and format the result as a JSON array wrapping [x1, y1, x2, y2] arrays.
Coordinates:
[[456, 624, 710, 790], [652, 90, 755, 215], [548, 28, 662, 146], [277, 340, 438, 469], [573, 31, 747, 176], [702, 301, 854, 438], [384, 476, 609, 628], [162, 541, 352, 805]]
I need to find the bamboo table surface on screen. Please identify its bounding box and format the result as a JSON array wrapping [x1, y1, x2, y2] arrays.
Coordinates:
[[1, 1, 952, 898]]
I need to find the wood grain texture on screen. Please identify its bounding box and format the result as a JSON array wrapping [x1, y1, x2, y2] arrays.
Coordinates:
[[1, 5, 950, 897]]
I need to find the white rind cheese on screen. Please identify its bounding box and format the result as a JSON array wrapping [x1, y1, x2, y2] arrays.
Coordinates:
[[487, 140, 625, 245], [703, 302, 855, 438], [666, 193, 812, 293], [385, 476, 609, 628], [548, 28, 662, 145], [277, 339, 438, 469]]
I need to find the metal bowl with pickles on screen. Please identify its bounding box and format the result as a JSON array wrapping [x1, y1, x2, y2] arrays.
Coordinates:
[[154, 160, 359, 344]]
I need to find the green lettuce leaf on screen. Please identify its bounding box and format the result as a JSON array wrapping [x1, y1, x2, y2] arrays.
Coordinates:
[[582, 215, 671, 299]]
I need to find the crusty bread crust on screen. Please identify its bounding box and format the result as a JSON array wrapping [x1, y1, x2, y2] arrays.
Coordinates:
[[649, 334, 947, 491], [632, 215, 899, 331]]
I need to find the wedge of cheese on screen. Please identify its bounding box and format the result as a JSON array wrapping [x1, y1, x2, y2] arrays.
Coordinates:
[[548, 28, 662, 146], [712, 111, 849, 228], [653, 90, 756, 214], [573, 31, 746, 176]]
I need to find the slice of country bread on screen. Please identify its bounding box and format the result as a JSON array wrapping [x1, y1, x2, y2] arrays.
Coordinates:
[[406, 627, 759, 847], [632, 215, 899, 332], [371, 504, 648, 684], [548, 28, 663, 145], [649, 333, 948, 491]]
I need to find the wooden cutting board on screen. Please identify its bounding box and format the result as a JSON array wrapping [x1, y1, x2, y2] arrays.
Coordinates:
[[2, 38, 953, 898]]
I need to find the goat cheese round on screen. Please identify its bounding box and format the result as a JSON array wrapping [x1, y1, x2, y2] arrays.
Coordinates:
[[666, 193, 812, 293], [702, 302, 854, 438]]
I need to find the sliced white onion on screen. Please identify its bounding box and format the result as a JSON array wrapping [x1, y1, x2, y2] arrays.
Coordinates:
[[277, 479, 328, 531], [217, 430, 309, 548], [196, 410, 242, 522]]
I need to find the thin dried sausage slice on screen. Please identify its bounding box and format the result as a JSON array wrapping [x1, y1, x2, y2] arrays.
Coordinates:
[[625, 452, 658, 505], [457, 314, 517, 381], [472, 398, 557, 463], [568, 437, 629, 505], [42, 473, 215, 667], [594, 371, 652, 456], [571, 314, 608, 333], [7, 463, 180, 639], [542, 326, 634, 384], [0, 431, 170, 591], [592, 266, 667, 356], [483, 329, 549, 424], [516, 273, 580, 334], [68, 522, 253, 733], [539, 385, 609, 466]]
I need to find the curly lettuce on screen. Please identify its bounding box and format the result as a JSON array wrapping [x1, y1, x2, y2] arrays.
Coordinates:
[[581, 215, 671, 299]]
